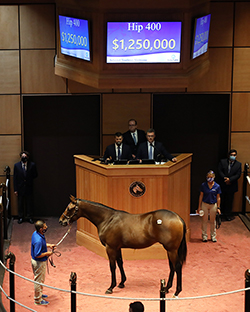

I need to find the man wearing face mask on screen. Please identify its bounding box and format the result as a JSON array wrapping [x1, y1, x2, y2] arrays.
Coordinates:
[[31, 220, 56, 305], [218, 149, 242, 221], [14, 151, 38, 224]]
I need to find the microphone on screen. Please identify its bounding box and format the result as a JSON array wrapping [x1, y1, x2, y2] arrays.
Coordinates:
[[97, 157, 112, 164], [92, 157, 106, 162], [92, 157, 101, 162], [150, 143, 162, 162]]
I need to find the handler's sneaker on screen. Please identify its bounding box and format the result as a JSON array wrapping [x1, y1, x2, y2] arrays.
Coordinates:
[[42, 294, 48, 298], [35, 299, 49, 305]]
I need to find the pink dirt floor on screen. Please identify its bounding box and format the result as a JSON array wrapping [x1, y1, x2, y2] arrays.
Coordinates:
[[1, 215, 250, 312]]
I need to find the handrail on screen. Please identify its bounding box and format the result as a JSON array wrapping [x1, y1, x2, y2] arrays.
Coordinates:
[[0, 184, 4, 262], [242, 163, 250, 215], [2, 183, 8, 239], [4, 166, 11, 219], [0, 166, 11, 262]]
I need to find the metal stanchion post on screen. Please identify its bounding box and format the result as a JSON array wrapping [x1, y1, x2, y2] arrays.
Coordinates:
[[5, 252, 16, 312], [160, 279, 166, 312], [245, 269, 250, 312], [70, 272, 77, 312]]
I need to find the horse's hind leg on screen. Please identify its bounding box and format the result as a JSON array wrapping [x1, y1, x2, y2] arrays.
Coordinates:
[[166, 250, 183, 297], [174, 262, 182, 297], [116, 249, 126, 288], [166, 258, 175, 293]]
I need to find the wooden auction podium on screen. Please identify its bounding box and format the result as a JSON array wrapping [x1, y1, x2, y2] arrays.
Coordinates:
[[75, 154, 192, 260]]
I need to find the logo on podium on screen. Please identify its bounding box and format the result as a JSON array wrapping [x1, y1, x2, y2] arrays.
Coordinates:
[[129, 181, 146, 197]]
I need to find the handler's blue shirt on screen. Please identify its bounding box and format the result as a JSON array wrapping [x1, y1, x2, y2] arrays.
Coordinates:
[[31, 231, 47, 262], [200, 181, 221, 204]]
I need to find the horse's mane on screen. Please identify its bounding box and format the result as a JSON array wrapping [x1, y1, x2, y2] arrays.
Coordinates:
[[77, 198, 118, 212]]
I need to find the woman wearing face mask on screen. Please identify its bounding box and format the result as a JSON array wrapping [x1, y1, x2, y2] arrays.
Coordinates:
[[197, 170, 221, 242]]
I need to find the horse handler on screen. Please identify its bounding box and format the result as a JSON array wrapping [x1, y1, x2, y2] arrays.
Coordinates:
[[197, 170, 221, 242], [31, 220, 56, 305]]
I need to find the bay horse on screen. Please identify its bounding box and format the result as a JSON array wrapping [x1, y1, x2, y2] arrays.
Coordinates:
[[59, 195, 187, 296]]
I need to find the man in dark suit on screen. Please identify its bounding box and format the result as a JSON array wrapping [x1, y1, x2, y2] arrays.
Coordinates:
[[136, 128, 177, 162], [14, 151, 38, 224], [103, 132, 132, 162], [218, 149, 242, 221], [123, 119, 146, 158]]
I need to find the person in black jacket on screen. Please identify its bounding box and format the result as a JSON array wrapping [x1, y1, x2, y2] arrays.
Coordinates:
[[14, 151, 38, 224], [136, 128, 177, 162], [123, 119, 146, 158], [103, 132, 132, 162], [218, 149, 242, 221], [129, 301, 144, 312]]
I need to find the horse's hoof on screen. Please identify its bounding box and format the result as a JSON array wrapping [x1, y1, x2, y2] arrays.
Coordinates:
[[105, 289, 113, 294], [118, 283, 125, 289], [172, 295, 178, 298]]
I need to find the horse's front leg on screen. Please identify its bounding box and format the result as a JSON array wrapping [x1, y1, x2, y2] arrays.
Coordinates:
[[105, 246, 117, 294], [116, 249, 126, 289]]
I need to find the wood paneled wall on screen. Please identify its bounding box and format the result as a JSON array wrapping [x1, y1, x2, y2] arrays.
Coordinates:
[[188, 1, 250, 211], [0, 1, 250, 215], [0, 4, 62, 214], [102, 94, 151, 154], [0, 5, 21, 191]]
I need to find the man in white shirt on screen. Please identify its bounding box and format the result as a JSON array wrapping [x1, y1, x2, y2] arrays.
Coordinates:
[[123, 119, 146, 158], [136, 128, 177, 162], [103, 132, 132, 162], [14, 151, 38, 224]]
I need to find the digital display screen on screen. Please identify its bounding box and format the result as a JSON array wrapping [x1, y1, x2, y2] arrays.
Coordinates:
[[106, 22, 182, 64], [192, 14, 211, 59], [59, 15, 90, 61]]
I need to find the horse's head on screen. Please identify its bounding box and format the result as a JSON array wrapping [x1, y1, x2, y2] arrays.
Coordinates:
[[59, 195, 79, 226]]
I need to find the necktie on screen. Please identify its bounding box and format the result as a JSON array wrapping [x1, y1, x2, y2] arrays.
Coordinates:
[[149, 145, 153, 159], [132, 133, 137, 145], [22, 163, 26, 176], [118, 146, 121, 159]]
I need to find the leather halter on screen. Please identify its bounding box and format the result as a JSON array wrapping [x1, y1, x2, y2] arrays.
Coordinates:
[[62, 199, 79, 224]]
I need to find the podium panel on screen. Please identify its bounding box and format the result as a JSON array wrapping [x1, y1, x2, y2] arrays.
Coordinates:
[[75, 154, 192, 259]]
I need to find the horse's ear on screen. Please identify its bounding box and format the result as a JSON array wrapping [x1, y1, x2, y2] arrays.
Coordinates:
[[69, 195, 77, 203]]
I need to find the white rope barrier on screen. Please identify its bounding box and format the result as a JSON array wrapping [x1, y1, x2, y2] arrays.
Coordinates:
[[1, 260, 250, 302], [0, 260, 70, 294], [0, 285, 37, 312]]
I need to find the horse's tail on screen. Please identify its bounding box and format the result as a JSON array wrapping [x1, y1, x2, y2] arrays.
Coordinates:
[[178, 219, 187, 265]]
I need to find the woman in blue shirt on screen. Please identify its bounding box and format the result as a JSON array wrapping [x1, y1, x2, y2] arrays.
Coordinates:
[[198, 170, 221, 242]]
